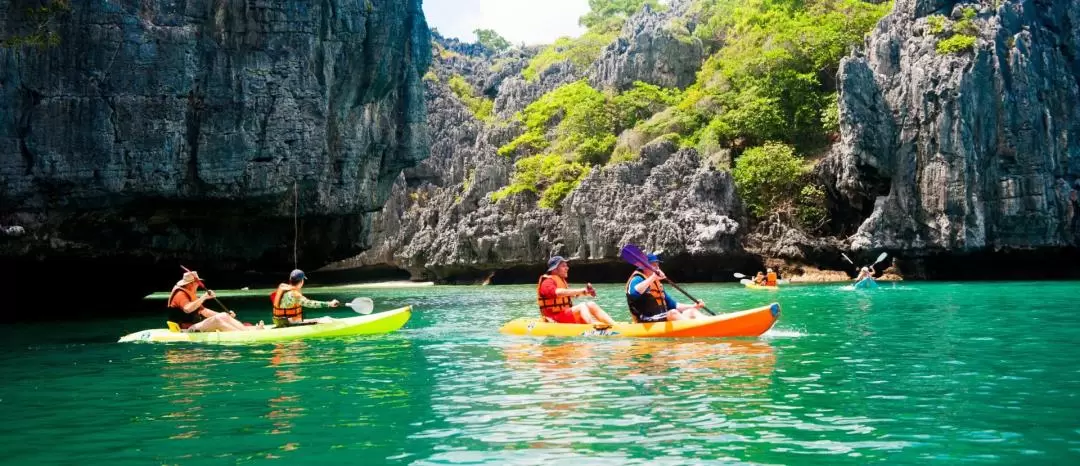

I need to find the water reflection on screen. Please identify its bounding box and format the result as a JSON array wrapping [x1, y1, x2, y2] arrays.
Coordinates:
[[266, 341, 309, 442], [415, 339, 782, 457], [159, 347, 238, 440]]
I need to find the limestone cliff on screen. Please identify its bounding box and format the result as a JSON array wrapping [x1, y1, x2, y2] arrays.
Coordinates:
[[0, 0, 431, 303], [821, 0, 1080, 276]]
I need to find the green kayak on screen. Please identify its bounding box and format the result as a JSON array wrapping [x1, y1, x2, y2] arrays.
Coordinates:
[[118, 306, 411, 343]]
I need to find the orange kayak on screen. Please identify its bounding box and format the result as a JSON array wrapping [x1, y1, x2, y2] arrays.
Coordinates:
[[499, 303, 780, 338]]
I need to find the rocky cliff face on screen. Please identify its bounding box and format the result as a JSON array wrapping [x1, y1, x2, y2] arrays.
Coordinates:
[[324, 23, 751, 283], [0, 0, 430, 304], [590, 3, 703, 91], [821, 0, 1080, 275]]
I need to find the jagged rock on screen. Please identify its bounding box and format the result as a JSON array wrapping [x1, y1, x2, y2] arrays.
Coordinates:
[[493, 60, 582, 117], [822, 0, 1080, 255], [0, 0, 431, 302], [590, 4, 704, 91]]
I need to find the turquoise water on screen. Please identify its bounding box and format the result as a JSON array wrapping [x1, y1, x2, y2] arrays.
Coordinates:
[[2, 281, 1080, 464]]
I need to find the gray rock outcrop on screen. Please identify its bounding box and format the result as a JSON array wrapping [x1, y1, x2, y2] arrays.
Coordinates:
[[0, 0, 431, 300], [590, 3, 704, 91], [823, 0, 1080, 254]]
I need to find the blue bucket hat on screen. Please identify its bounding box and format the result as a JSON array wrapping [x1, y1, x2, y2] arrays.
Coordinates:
[[546, 256, 567, 272]]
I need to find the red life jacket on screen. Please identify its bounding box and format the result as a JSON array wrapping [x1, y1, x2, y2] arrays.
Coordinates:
[[167, 287, 200, 329], [271, 284, 304, 319], [537, 274, 573, 317], [765, 271, 778, 286]]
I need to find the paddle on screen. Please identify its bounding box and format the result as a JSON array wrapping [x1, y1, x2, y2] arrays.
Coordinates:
[[733, 272, 747, 279], [618, 244, 716, 316], [842, 252, 888, 269], [345, 297, 374, 315], [180, 265, 235, 315]]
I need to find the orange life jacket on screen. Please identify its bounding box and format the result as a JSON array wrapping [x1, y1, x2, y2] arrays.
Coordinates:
[[625, 270, 667, 321], [167, 287, 200, 329], [537, 274, 574, 317], [271, 284, 304, 319], [765, 271, 777, 286]]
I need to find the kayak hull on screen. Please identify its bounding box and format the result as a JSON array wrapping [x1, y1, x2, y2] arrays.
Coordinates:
[[853, 277, 879, 289], [118, 307, 411, 343], [500, 303, 780, 338], [744, 283, 779, 291]]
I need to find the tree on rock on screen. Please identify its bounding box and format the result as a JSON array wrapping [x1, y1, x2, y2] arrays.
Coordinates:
[[473, 29, 511, 53]]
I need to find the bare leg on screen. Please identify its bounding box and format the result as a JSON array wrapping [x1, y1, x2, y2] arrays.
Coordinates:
[[683, 308, 704, 319], [191, 313, 255, 332], [585, 302, 615, 325], [573, 303, 597, 324], [666, 310, 686, 321]]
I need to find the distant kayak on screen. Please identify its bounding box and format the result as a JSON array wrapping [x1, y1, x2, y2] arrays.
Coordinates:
[[500, 303, 780, 338], [853, 277, 880, 289], [118, 306, 411, 343], [740, 278, 778, 290]]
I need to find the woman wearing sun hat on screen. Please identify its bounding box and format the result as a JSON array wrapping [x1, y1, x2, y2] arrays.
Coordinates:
[[167, 270, 258, 332]]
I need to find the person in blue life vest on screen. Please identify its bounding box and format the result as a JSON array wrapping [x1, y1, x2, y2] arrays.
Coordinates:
[[625, 253, 706, 322]]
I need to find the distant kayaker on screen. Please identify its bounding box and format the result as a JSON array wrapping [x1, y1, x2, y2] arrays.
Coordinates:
[[765, 268, 778, 286], [168, 271, 260, 332], [625, 253, 705, 322], [854, 265, 875, 281], [537, 256, 615, 327], [271, 269, 341, 327], [753, 271, 766, 285]]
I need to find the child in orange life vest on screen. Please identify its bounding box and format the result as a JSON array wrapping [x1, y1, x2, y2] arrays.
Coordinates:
[[764, 268, 778, 286], [753, 271, 766, 285], [271, 269, 341, 327], [625, 253, 706, 322], [537, 256, 615, 327]]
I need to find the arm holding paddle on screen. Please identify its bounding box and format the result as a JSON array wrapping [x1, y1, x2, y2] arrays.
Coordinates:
[[619, 244, 715, 316]]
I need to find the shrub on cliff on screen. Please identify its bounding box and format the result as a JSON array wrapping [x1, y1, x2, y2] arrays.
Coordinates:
[[448, 74, 494, 121], [733, 142, 827, 230], [473, 28, 511, 53], [494, 80, 678, 207], [645, 0, 891, 153]]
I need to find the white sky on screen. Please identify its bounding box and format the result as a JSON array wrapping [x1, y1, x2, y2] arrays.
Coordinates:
[[422, 0, 591, 46]]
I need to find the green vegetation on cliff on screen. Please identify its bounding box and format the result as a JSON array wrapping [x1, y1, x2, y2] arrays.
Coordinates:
[[493, 80, 678, 208], [0, 0, 70, 49], [448, 74, 494, 121], [492, 0, 891, 221], [927, 7, 979, 55]]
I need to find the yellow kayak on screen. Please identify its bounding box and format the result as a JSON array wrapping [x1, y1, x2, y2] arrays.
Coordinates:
[[744, 283, 779, 290], [499, 303, 780, 338], [118, 306, 411, 343]]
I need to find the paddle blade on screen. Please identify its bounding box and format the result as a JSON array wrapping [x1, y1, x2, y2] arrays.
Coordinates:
[[873, 252, 888, 265], [619, 244, 651, 269], [739, 278, 752, 285], [346, 297, 374, 315], [733, 272, 747, 279]]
